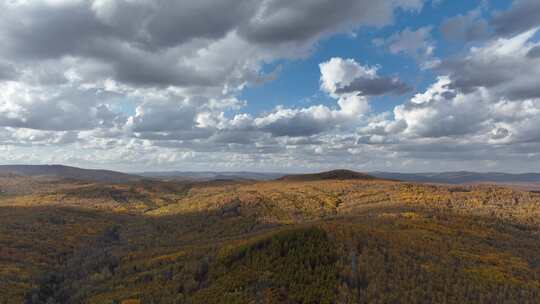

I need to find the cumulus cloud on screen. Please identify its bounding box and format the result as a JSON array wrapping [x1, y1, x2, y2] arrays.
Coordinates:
[[320, 58, 411, 96], [526, 45, 540, 58], [0, 61, 18, 81], [237, 57, 411, 138], [251, 95, 369, 137], [438, 28, 540, 100], [0, 0, 424, 90], [0, 127, 79, 146], [0, 81, 123, 131], [0, 0, 425, 132], [238, 0, 423, 44], [377, 26, 439, 69], [393, 76, 492, 138], [440, 9, 490, 42], [388, 27, 434, 56], [358, 27, 540, 162], [491, 0, 540, 37]]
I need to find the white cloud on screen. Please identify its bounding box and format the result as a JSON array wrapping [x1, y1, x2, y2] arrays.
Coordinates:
[[439, 28, 540, 100], [320, 58, 378, 97], [355, 28, 540, 171], [319, 57, 410, 97], [440, 8, 489, 42], [0, 81, 123, 131], [393, 76, 492, 138], [381, 26, 440, 69]]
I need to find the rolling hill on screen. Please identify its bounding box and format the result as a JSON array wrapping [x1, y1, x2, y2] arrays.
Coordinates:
[[0, 165, 140, 183], [1, 168, 540, 303]]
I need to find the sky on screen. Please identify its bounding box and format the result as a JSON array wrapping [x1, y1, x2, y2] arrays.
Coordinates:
[[1, 0, 540, 173]]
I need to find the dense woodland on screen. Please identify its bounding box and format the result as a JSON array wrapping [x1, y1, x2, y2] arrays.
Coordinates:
[[1, 175, 539, 303]]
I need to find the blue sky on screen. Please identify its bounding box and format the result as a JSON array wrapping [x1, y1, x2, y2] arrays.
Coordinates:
[[240, 0, 510, 116]]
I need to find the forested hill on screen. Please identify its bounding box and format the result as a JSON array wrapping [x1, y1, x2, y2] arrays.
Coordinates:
[[1, 170, 540, 303], [277, 169, 378, 181]]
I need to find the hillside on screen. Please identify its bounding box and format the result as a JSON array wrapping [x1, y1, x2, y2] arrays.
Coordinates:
[[0, 165, 140, 183], [278, 169, 378, 181], [1, 174, 540, 303]]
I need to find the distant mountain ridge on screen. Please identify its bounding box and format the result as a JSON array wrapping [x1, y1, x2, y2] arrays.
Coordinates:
[[3, 165, 540, 186], [138, 171, 283, 181], [369, 171, 540, 184], [278, 169, 378, 181], [0, 165, 140, 183]]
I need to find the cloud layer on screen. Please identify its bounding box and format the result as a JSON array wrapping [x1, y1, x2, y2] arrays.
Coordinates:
[[1, 0, 540, 172]]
